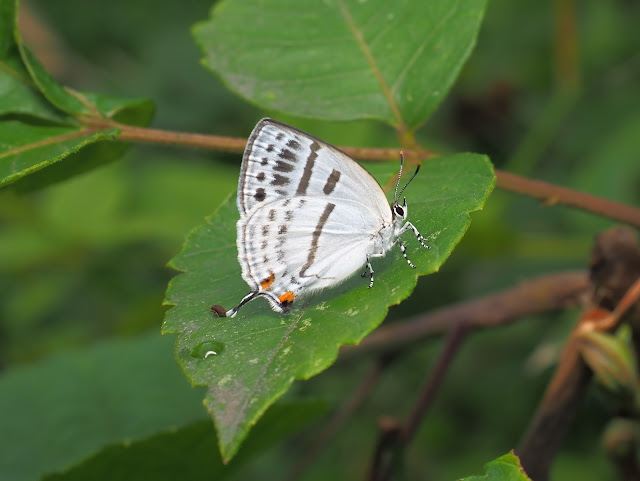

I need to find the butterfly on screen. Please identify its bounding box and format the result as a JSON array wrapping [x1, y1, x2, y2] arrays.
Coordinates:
[[222, 118, 429, 317]]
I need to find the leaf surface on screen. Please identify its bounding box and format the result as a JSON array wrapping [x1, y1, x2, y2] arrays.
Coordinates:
[[0, 333, 205, 481], [194, 0, 487, 129], [42, 403, 324, 481], [0, 1, 153, 189], [461, 452, 531, 481], [163, 153, 495, 460]]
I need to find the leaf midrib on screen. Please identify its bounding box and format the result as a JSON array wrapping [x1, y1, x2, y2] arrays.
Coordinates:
[[336, 0, 406, 131], [0, 128, 101, 160], [391, 1, 460, 95]]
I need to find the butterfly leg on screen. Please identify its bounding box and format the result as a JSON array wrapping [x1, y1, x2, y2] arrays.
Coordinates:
[[399, 222, 430, 249], [396, 237, 416, 269], [361, 255, 375, 288], [362, 253, 385, 288]]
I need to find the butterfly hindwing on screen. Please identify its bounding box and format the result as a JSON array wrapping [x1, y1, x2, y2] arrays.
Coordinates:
[[237, 195, 383, 304]]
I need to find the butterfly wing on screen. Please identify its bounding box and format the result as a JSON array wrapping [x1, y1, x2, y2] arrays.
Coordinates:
[[238, 118, 390, 217], [237, 196, 383, 307], [235, 119, 394, 312]]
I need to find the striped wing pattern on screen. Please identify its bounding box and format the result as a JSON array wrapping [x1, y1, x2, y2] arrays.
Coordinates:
[[234, 119, 392, 313]]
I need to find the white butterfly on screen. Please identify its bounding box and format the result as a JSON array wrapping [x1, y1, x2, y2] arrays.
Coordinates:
[[224, 118, 429, 317]]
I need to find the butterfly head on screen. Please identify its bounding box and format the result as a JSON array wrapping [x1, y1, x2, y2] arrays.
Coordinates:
[[392, 197, 408, 221], [393, 152, 421, 221]]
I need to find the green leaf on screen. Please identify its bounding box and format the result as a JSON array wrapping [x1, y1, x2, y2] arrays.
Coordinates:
[[42, 402, 325, 481], [0, 0, 13, 54], [577, 328, 638, 394], [163, 153, 495, 461], [0, 0, 154, 189], [0, 0, 65, 121], [11, 0, 84, 116], [193, 0, 487, 130], [18, 45, 87, 115], [0, 102, 153, 191], [0, 332, 206, 481], [461, 452, 531, 481], [0, 121, 118, 187]]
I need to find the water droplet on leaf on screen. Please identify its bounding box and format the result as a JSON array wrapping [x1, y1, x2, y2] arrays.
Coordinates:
[[192, 341, 225, 359]]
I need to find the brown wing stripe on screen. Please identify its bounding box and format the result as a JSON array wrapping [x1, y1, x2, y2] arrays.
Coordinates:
[[300, 202, 335, 278], [323, 169, 341, 195], [296, 140, 320, 195]]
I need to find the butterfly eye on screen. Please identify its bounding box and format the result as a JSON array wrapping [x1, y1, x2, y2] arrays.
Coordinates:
[[394, 205, 405, 217]]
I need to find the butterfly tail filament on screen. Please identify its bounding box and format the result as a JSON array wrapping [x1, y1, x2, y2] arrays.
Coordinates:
[[226, 291, 260, 318], [225, 284, 296, 318]]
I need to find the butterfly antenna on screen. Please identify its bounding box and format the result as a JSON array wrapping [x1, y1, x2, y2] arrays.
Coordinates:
[[397, 156, 422, 200], [394, 152, 405, 203]]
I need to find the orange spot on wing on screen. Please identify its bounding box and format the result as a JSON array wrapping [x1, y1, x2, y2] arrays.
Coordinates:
[[278, 291, 295, 304], [261, 274, 275, 290]]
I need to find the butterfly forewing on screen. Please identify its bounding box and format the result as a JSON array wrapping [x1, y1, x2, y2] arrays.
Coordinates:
[[238, 119, 390, 216]]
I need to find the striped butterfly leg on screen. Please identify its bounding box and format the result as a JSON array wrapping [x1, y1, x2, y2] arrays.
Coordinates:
[[361, 252, 386, 289], [391, 222, 429, 271], [360, 222, 428, 289], [399, 221, 431, 250], [396, 237, 416, 269], [361, 239, 416, 289]]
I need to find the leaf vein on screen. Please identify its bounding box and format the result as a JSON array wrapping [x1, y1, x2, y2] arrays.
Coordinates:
[[336, 0, 405, 129], [391, 1, 460, 95]]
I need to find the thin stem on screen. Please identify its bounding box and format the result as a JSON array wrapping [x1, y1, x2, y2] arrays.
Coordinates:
[[504, 0, 579, 176], [517, 312, 593, 481], [495, 170, 640, 228], [368, 418, 402, 481], [81, 118, 640, 228], [400, 323, 469, 444], [83, 118, 248, 152], [368, 324, 470, 481], [341, 271, 588, 357], [335, 0, 407, 136], [518, 227, 640, 481]]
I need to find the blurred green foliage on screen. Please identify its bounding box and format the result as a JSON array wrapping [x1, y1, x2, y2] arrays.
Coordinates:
[[1, 0, 639, 480]]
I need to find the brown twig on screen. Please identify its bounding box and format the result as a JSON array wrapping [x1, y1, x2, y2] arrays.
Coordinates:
[[367, 417, 402, 481], [341, 271, 588, 358], [368, 324, 470, 481], [516, 311, 594, 481], [399, 323, 470, 445], [495, 170, 640, 229], [83, 118, 433, 160], [517, 227, 640, 481], [333, 271, 586, 480], [360, 271, 588, 480], [84, 119, 249, 152], [80, 119, 640, 228]]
